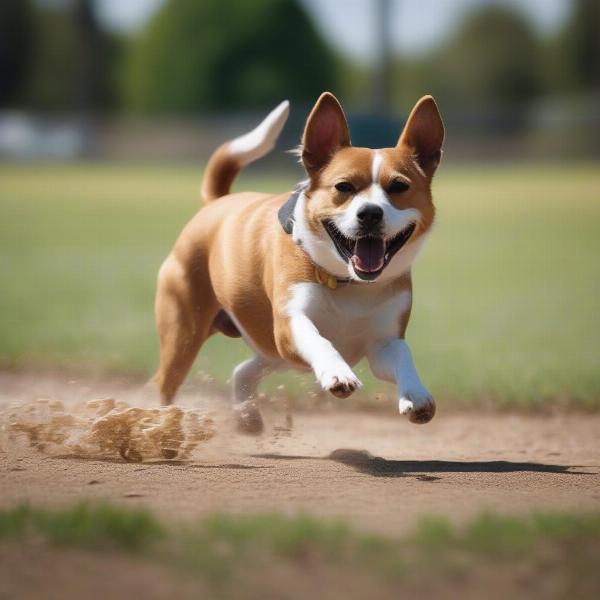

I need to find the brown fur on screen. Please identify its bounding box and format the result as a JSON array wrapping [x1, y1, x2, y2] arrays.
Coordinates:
[[154, 192, 316, 403], [153, 93, 443, 407]]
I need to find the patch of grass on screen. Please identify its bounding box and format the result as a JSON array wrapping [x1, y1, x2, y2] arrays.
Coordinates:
[[2, 503, 600, 597], [200, 512, 352, 559], [413, 511, 600, 558], [1, 162, 600, 407], [178, 513, 366, 584], [0, 503, 163, 551], [2, 503, 600, 576]]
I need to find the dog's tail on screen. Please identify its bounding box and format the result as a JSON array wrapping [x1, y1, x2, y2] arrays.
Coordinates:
[[201, 100, 290, 203]]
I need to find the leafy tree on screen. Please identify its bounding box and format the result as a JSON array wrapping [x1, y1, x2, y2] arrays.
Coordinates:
[[426, 6, 542, 111], [0, 0, 34, 108], [3, 0, 122, 113], [557, 0, 600, 91], [123, 0, 338, 113]]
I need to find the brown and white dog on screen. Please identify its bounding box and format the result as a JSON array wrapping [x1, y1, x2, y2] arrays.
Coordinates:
[[153, 92, 444, 432]]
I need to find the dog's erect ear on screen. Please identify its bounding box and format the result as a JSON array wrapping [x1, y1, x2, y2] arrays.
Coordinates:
[[397, 95, 444, 177], [302, 92, 351, 173]]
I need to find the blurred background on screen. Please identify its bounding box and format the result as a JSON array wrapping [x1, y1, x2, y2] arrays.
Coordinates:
[[1, 0, 599, 160], [1, 0, 599, 408]]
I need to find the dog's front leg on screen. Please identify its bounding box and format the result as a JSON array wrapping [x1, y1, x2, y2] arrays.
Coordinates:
[[275, 286, 361, 398], [290, 311, 361, 398], [368, 338, 435, 423]]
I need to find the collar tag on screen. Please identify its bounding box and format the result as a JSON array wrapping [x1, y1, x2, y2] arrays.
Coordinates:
[[314, 266, 339, 289]]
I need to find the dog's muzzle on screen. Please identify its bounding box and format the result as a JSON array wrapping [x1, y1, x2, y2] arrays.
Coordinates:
[[323, 220, 416, 281]]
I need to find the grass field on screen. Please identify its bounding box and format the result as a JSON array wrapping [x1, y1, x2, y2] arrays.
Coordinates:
[[2, 502, 599, 597], [1, 162, 599, 407]]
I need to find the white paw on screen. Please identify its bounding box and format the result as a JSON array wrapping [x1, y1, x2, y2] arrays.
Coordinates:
[[399, 391, 436, 424], [317, 363, 362, 399]]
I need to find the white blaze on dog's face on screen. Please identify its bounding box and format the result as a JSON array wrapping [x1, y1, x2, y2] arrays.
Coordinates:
[[294, 93, 444, 282]]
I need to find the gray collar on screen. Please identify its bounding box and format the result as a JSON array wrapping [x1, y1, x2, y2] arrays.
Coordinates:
[[278, 184, 307, 234]]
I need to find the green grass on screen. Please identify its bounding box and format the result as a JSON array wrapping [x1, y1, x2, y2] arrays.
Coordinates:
[[2, 502, 599, 593], [0, 503, 164, 550], [412, 511, 600, 557], [1, 162, 599, 407]]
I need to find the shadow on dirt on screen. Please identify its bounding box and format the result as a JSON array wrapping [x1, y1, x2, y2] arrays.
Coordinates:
[[252, 450, 593, 479], [328, 449, 592, 478]]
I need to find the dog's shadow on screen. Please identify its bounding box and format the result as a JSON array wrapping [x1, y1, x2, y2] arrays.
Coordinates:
[[253, 449, 593, 480]]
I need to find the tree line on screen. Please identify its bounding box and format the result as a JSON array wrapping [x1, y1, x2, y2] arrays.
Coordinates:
[[1, 0, 598, 116]]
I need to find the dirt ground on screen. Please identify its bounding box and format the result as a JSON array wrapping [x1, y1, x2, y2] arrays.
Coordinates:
[[1, 370, 599, 535]]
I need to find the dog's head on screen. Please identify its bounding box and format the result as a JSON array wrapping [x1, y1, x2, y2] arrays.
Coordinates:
[[293, 92, 444, 282]]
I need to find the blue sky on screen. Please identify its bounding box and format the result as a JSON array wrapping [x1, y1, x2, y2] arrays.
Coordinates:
[[95, 0, 570, 63]]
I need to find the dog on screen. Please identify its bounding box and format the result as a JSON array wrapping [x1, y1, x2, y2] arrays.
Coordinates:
[[153, 92, 444, 433]]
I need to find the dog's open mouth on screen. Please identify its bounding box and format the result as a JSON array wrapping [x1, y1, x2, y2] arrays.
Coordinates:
[[323, 220, 416, 281]]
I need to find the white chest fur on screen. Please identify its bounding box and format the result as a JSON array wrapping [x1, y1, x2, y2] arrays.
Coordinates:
[[286, 281, 411, 366]]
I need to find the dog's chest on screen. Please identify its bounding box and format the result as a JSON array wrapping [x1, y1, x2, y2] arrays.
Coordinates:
[[294, 282, 410, 365]]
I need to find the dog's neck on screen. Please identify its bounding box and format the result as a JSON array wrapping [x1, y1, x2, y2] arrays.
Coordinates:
[[279, 186, 354, 288], [289, 185, 357, 282], [277, 183, 306, 235]]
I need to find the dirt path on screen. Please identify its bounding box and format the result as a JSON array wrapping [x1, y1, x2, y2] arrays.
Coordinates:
[[1, 371, 599, 535]]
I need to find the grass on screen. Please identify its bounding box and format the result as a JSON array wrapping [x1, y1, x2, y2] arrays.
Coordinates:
[[0, 503, 164, 550], [1, 502, 599, 594], [1, 161, 599, 408], [412, 511, 600, 557]]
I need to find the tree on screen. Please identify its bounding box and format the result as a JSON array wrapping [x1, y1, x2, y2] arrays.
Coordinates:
[[429, 6, 541, 112], [123, 0, 338, 113], [558, 0, 600, 91], [0, 0, 34, 108], [9, 0, 122, 113]]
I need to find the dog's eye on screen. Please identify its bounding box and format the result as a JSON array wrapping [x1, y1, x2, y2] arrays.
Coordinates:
[[334, 181, 356, 194], [388, 179, 410, 194]]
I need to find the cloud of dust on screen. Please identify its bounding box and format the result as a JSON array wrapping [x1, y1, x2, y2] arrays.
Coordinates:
[[1, 398, 217, 462]]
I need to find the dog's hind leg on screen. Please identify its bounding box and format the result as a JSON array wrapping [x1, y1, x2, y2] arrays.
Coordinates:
[[232, 355, 283, 434], [153, 254, 218, 406]]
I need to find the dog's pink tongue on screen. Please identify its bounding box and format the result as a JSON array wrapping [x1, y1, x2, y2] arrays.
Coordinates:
[[351, 237, 385, 273]]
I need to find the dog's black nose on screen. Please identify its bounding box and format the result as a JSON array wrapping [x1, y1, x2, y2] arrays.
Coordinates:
[[357, 204, 383, 228]]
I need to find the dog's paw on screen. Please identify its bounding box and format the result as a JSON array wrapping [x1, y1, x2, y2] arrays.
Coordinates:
[[233, 400, 264, 435], [399, 392, 436, 424], [318, 364, 362, 399]]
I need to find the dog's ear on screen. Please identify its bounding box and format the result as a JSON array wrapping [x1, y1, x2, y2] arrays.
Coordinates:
[[301, 92, 351, 173], [397, 95, 444, 177]]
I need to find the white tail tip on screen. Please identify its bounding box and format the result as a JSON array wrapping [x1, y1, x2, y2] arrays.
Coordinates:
[[228, 100, 290, 165]]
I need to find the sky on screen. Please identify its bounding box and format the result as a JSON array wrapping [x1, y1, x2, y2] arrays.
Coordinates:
[[95, 0, 570, 63]]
